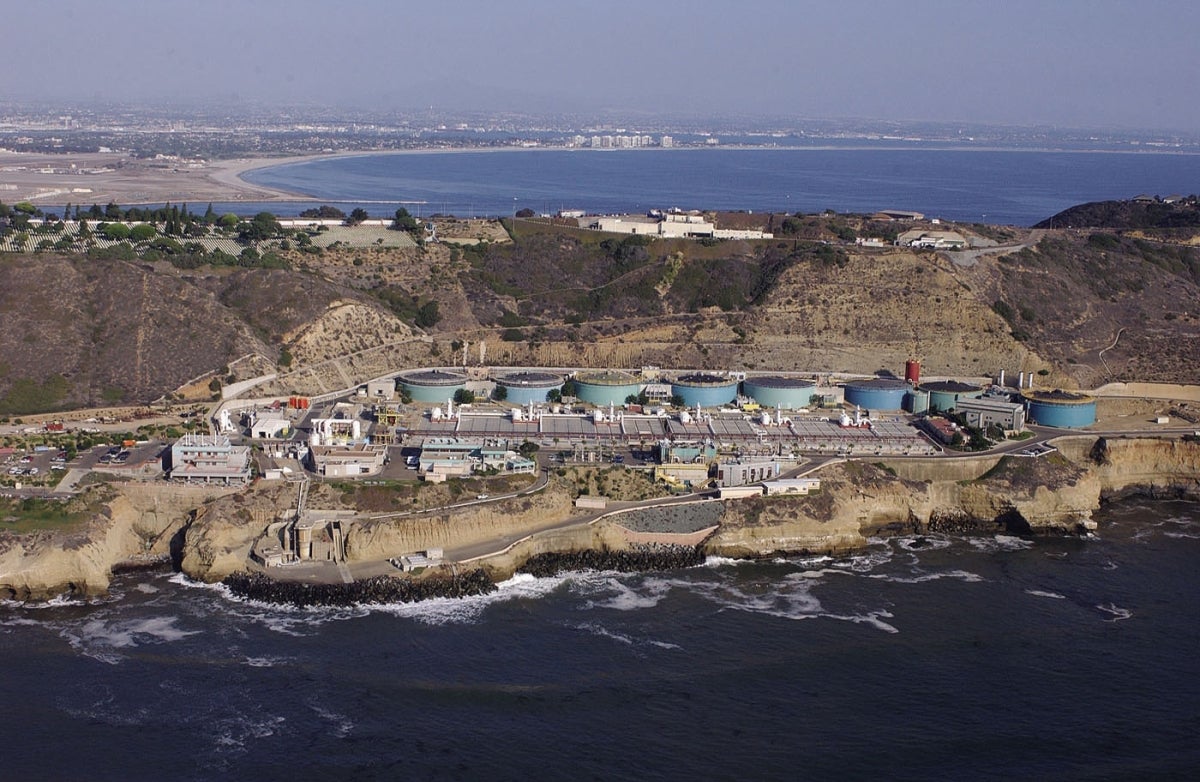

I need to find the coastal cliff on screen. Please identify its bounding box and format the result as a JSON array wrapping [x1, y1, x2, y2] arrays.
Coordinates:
[[4, 436, 1199, 600], [0, 483, 229, 601]]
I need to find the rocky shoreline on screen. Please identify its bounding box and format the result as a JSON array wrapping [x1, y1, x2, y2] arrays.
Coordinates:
[[517, 544, 707, 578], [222, 570, 497, 608]]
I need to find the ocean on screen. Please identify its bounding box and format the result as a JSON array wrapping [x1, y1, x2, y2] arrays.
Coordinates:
[[234, 147, 1200, 227], [3, 498, 1198, 781]]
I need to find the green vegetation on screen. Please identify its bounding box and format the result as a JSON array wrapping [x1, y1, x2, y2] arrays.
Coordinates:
[[0, 497, 89, 534], [0, 375, 70, 415]]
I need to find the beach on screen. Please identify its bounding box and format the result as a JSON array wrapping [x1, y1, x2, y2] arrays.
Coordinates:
[[0, 149, 331, 206]]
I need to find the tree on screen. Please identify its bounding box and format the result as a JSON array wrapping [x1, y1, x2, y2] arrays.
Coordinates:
[[203, 203, 216, 224], [346, 207, 369, 226], [492, 385, 508, 401], [670, 394, 685, 408], [453, 388, 475, 405], [129, 223, 156, 242], [518, 440, 539, 457], [218, 213, 239, 229], [546, 388, 562, 403], [391, 207, 419, 233], [104, 202, 122, 220], [100, 222, 132, 241], [515, 208, 535, 218], [415, 300, 441, 329]]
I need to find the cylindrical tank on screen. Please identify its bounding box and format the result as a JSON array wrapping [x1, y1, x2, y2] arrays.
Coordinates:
[[574, 370, 642, 406], [1023, 390, 1097, 428], [399, 369, 467, 403], [671, 373, 738, 407], [905, 360, 921, 385], [842, 378, 909, 410], [742, 375, 816, 409], [904, 388, 930, 414], [919, 380, 984, 412], [495, 371, 563, 405]]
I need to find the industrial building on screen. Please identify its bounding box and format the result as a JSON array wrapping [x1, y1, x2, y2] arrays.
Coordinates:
[[399, 369, 467, 403], [896, 229, 967, 249], [308, 443, 387, 477], [495, 371, 563, 405], [364, 378, 395, 400], [920, 380, 984, 412], [841, 378, 910, 410], [573, 370, 643, 406], [1023, 390, 1097, 428], [168, 434, 252, 484], [250, 417, 291, 439], [671, 373, 739, 407], [742, 376, 816, 409], [956, 397, 1026, 432]]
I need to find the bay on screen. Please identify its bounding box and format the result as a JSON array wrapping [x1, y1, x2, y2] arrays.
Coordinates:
[[235, 147, 1200, 227]]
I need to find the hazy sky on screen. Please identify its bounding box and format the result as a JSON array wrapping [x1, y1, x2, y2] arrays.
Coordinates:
[[6, 0, 1198, 130]]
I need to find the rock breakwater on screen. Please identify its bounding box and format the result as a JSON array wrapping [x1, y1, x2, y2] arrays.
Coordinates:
[[517, 544, 705, 578], [222, 569, 496, 608]]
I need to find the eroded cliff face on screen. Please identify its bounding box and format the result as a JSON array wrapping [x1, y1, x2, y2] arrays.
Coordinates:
[[0, 483, 225, 601], [344, 489, 577, 561], [178, 483, 292, 582]]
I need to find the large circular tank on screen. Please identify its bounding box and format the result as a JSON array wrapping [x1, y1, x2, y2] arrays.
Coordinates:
[[495, 371, 563, 405], [672, 373, 739, 407], [919, 380, 984, 412], [574, 370, 642, 406], [399, 369, 467, 403], [842, 378, 909, 410], [1023, 390, 1097, 428], [743, 375, 816, 409], [904, 388, 930, 414]]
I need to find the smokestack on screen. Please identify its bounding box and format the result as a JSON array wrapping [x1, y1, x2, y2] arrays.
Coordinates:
[[999, 369, 1006, 387]]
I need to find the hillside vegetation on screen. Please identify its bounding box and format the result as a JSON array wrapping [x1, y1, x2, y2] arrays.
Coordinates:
[[3, 209, 1200, 413]]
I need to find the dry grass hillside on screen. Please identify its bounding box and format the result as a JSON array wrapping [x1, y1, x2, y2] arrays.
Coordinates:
[[3, 213, 1200, 412]]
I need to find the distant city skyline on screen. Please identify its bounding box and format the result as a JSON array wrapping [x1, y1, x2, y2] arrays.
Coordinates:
[[4, 0, 1198, 132]]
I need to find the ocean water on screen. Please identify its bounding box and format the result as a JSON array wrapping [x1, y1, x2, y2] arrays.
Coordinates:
[[3, 498, 1198, 781], [235, 148, 1200, 226]]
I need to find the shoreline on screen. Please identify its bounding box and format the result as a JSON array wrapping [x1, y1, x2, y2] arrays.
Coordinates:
[[7, 143, 1200, 209]]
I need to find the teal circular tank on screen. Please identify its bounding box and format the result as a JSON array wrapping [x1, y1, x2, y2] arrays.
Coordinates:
[[1023, 390, 1097, 428], [399, 369, 467, 403], [842, 378, 908, 410], [495, 371, 563, 405], [919, 381, 984, 412], [671, 373, 738, 407], [574, 371, 642, 406], [743, 376, 816, 409]]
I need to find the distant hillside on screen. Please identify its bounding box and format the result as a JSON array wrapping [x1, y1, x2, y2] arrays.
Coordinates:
[[3, 213, 1200, 414], [1034, 197, 1200, 231]]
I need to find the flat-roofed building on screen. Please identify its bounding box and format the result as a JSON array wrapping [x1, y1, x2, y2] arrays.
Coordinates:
[[762, 478, 821, 495], [308, 443, 387, 477], [956, 396, 1026, 432], [169, 434, 251, 485]]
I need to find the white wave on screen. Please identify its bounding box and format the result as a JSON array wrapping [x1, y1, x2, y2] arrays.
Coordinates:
[[967, 535, 1034, 553], [308, 701, 354, 739], [829, 549, 895, 573], [134, 583, 159, 594], [1025, 589, 1067, 600], [585, 575, 677, 612], [824, 610, 900, 634], [867, 569, 985, 584], [1096, 602, 1133, 622], [702, 555, 746, 568], [243, 655, 295, 668], [211, 714, 286, 755], [368, 571, 574, 625], [1163, 531, 1200, 539], [570, 621, 682, 650], [60, 615, 201, 663], [896, 535, 953, 552]]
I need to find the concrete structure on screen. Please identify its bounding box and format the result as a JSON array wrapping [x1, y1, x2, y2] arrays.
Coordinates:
[[742, 376, 816, 409], [399, 369, 467, 403], [896, 229, 967, 249], [904, 388, 930, 414], [715, 460, 785, 487], [308, 443, 387, 477], [672, 373, 739, 407], [574, 370, 642, 406], [762, 478, 821, 496], [365, 378, 395, 400], [251, 417, 291, 439], [495, 371, 563, 405], [918, 416, 960, 445], [841, 378, 909, 411], [956, 397, 1026, 432], [169, 434, 251, 484], [1023, 390, 1097, 428], [920, 381, 984, 413]]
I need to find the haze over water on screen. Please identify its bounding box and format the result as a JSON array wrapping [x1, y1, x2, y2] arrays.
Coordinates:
[[239, 147, 1200, 226]]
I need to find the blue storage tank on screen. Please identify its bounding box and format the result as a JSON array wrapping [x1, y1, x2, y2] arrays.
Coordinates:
[[743, 376, 816, 409], [1023, 390, 1097, 428], [495, 371, 563, 405], [904, 388, 930, 414], [842, 378, 909, 410], [574, 371, 642, 406], [672, 373, 739, 407], [399, 369, 467, 403]]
